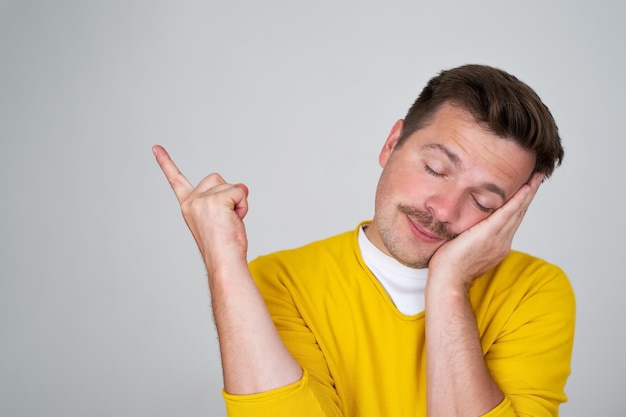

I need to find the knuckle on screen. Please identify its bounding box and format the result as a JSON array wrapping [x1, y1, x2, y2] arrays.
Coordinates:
[[208, 172, 225, 184]]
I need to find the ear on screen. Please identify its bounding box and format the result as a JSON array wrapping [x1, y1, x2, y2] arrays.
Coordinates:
[[379, 119, 404, 167]]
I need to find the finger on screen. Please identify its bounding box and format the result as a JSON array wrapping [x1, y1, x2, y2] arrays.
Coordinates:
[[185, 174, 250, 221], [492, 172, 544, 236], [527, 172, 544, 197], [190, 175, 248, 199], [514, 172, 543, 218], [198, 181, 250, 220], [233, 183, 249, 219], [506, 173, 543, 214], [234, 183, 249, 198], [152, 145, 194, 203], [193, 172, 228, 194]]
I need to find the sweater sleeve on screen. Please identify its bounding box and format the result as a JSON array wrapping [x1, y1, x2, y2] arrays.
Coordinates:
[[477, 260, 576, 417], [222, 255, 343, 417]]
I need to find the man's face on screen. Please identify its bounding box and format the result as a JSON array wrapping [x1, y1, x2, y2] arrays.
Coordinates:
[[366, 103, 536, 268]]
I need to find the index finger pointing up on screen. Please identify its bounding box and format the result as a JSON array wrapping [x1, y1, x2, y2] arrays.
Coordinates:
[[152, 145, 194, 203]]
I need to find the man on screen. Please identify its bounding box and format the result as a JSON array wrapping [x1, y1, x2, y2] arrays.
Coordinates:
[[153, 64, 575, 417]]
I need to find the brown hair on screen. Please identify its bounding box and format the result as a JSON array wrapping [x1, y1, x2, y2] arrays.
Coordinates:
[[398, 64, 564, 177]]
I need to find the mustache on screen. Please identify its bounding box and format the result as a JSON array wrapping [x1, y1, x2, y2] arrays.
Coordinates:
[[398, 204, 458, 241]]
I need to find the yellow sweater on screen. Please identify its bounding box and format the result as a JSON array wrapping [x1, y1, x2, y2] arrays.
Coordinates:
[[224, 223, 575, 417]]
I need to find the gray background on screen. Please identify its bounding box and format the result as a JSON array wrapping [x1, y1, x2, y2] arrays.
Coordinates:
[[1, 1, 623, 416]]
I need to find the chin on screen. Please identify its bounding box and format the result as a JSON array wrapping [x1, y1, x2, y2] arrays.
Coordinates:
[[391, 249, 433, 269]]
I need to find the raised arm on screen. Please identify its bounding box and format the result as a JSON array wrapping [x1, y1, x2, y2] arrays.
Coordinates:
[[152, 145, 302, 395]]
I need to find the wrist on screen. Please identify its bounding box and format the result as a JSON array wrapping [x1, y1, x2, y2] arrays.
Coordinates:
[[427, 268, 471, 292], [204, 252, 250, 284]]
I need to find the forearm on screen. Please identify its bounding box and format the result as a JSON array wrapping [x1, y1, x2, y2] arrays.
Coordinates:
[[425, 277, 503, 417], [422, 177, 545, 416], [209, 261, 303, 395], [153, 147, 306, 403]]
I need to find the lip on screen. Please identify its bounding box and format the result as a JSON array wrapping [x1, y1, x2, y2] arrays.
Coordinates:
[[405, 215, 442, 244]]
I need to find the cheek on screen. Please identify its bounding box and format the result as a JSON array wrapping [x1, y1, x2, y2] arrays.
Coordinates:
[[456, 205, 492, 233], [397, 164, 431, 191]]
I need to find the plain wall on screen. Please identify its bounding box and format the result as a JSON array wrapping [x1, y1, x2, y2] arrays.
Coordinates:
[[1, 1, 624, 416]]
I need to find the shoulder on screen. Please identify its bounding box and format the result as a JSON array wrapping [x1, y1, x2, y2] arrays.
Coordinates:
[[248, 224, 365, 286], [473, 250, 575, 318], [247, 224, 369, 304], [493, 250, 572, 293], [250, 227, 356, 270]]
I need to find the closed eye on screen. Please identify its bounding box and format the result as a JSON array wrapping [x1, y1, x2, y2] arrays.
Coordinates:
[[424, 165, 445, 178], [471, 195, 496, 213]]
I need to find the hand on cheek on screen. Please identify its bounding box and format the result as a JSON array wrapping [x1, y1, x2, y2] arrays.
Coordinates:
[[427, 173, 544, 290]]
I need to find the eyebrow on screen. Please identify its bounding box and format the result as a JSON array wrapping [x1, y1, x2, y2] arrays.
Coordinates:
[[421, 143, 507, 202], [423, 144, 462, 168]]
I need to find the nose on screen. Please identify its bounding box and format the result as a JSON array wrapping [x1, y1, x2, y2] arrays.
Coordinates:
[[425, 189, 463, 225]]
